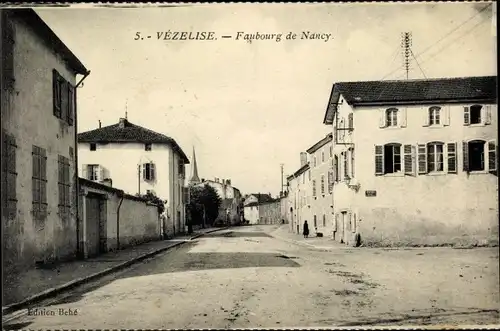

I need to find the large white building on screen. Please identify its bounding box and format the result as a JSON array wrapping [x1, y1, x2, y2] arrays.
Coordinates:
[[78, 117, 189, 235], [323, 76, 498, 247]]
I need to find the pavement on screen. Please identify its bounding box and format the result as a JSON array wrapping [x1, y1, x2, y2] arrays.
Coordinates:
[[2, 225, 499, 329], [269, 224, 349, 251], [2, 226, 228, 320]]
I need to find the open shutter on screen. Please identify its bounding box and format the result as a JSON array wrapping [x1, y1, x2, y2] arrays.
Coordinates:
[[375, 145, 384, 175], [462, 141, 469, 172], [447, 143, 457, 173], [99, 166, 104, 182], [484, 105, 492, 125], [61, 80, 68, 122], [52, 70, 61, 118], [404, 144, 413, 175], [68, 85, 74, 126], [423, 107, 430, 127], [417, 144, 427, 174], [488, 140, 497, 173], [142, 163, 147, 180], [348, 113, 354, 129], [82, 164, 88, 179], [151, 163, 156, 180], [463, 106, 470, 126], [400, 108, 407, 128], [379, 109, 386, 128], [442, 106, 450, 126]]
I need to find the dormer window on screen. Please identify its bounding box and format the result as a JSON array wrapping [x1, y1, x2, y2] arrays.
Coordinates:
[[90, 143, 96, 151], [145, 143, 152, 151]]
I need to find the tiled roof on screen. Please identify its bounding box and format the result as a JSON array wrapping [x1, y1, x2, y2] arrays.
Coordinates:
[[286, 163, 310, 181], [9, 9, 88, 75], [323, 76, 497, 124], [306, 133, 333, 154], [78, 118, 189, 163], [248, 193, 275, 204]]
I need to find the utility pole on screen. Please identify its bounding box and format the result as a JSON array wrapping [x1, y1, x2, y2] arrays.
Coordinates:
[[401, 32, 412, 80], [280, 163, 284, 197]]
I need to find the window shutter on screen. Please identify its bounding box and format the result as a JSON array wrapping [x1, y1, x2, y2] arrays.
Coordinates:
[[462, 141, 469, 172], [379, 109, 386, 128], [443, 106, 451, 126], [99, 166, 104, 182], [400, 108, 407, 128], [82, 164, 88, 179], [151, 163, 156, 180], [423, 108, 430, 127], [488, 140, 497, 173], [417, 144, 427, 174], [404, 144, 413, 175], [61, 80, 69, 122], [447, 143, 457, 173], [142, 163, 147, 180], [348, 113, 354, 129], [375, 145, 384, 175], [463, 106, 470, 126], [53, 70, 60, 117], [68, 85, 74, 126], [484, 105, 492, 125]]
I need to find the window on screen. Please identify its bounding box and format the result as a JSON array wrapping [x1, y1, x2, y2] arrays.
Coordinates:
[[145, 143, 152, 151], [313, 157, 317, 167], [348, 113, 354, 129], [447, 143, 457, 173], [313, 215, 317, 228], [429, 107, 441, 125], [466, 140, 486, 171], [312, 180, 316, 197], [323, 214, 326, 227], [320, 175, 325, 194], [329, 146, 333, 157], [375, 144, 401, 175], [2, 133, 17, 220], [349, 148, 355, 178], [90, 143, 96, 151], [143, 162, 156, 181], [58, 156, 71, 220], [469, 105, 482, 125], [178, 161, 185, 177], [308, 170, 311, 181], [343, 152, 349, 179], [322, 151, 325, 163], [328, 170, 334, 193], [334, 155, 339, 181], [386, 108, 398, 127], [52, 70, 74, 125], [2, 14, 15, 90], [86, 164, 101, 181], [32, 146, 47, 225], [427, 142, 444, 172]]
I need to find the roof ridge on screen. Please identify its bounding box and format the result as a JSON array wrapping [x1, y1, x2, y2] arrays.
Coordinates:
[[337, 75, 497, 85]]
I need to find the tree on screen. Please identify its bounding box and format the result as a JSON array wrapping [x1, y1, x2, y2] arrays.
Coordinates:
[[136, 191, 165, 214], [188, 184, 222, 227]]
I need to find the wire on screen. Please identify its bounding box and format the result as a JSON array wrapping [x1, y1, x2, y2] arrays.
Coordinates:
[[410, 49, 427, 79]]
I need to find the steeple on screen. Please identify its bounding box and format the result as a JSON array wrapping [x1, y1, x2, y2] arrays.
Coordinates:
[[189, 146, 200, 185]]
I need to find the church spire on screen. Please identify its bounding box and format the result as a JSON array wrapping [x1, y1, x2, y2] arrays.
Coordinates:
[[189, 146, 200, 185]]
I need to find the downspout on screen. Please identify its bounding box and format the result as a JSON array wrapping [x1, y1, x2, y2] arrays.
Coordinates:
[[116, 189, 124, 250], [74, 70, 90, 258]]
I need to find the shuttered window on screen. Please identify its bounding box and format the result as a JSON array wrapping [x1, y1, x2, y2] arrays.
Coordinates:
[[447, 143, 457, 173], [328, 170, 334, 193], [320, 175, 325, 194], [403, 144, 414, 175], [52, 69, 74, 126], [427, 142, 444, 172], [488, 140, 497, 174], [462, 141, 469, 172], [2, 133, 17, 220], [463, 106, 470, 126], [348, 113, 354, 129], [312, 180, 316, 197], [143, 162, 156, 181], [32, 146, 47, 226], [417, 144, 427, 174], [58, 155, 71, 220], [375, 145, 384, 175]]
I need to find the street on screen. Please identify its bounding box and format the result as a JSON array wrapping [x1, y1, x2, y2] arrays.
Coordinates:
[[4, 226, 499, 329]]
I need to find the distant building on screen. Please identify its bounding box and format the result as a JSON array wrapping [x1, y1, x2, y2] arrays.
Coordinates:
[[1, 9, 89, 271], [77, 117, 189, 236], [286, 154, 310, 234], [323, 75, 498, 247], [243, 193, 276, 224]]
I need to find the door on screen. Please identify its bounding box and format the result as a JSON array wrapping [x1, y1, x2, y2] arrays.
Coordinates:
[[86, 195, 101, 257], [340, 211, 346, 243]]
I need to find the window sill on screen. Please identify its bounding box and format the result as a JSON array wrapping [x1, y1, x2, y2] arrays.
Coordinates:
[[467, 170, 489, 175], [427, 125, 446, 129], [382, 172, 404, 177], [426, 171, 446, 176], [467, 123, 486, 127], [381, 126, 404, 130]]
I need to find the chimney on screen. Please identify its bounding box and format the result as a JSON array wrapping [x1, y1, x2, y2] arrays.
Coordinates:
[[226, 179, 231, 186], [119, 118, 127, 128], [300, 152, 307, 166], [201, 178, 205, 182], [102, 178, 113, 187], [98, 120, 102, 128]]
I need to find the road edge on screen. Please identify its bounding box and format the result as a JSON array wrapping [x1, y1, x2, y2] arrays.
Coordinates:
[[2, 226, 230, 319]]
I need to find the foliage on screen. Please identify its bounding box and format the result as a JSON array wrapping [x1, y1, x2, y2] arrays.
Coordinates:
[[187, 184, 222, 226], [136, 191, 165, 214]]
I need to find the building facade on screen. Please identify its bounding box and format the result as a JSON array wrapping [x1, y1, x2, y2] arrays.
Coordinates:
[[323, 76, 498, 247], [1, 9, 89, 271], [286, 159, 310, 235], [194, 178, 242, 225], [243, 193, 276, 224], [77, 118, 189, 235]]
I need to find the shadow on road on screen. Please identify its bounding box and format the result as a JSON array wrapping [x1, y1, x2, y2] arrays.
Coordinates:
[[2, 321, 33, 330], [205, 231, 272, 238]]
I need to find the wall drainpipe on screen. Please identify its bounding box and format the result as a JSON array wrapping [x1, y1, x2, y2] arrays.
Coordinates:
[[74, 70, 90, 258], [116, 190, 124, 250]]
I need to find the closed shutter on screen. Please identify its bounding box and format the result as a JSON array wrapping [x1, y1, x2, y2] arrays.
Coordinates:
[[151, 163, 156, 180], [61, 80, 69, 121], [417, 144, 427, 174], [68, 85, 74, 125], [463, 107, 470, 126], [442, 106, 450, 126], [447, 143, 457, 173], [379, 109, 386, 128], [488, 140, 497, 173], [375, 145, 384, 175], [462, 141, 469, 172], [423, 107, 430, 127], [404, 144, 413, 175], [53, 70, 61, 118]]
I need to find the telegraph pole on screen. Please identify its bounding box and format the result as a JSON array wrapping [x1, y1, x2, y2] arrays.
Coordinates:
[[280, 163, 284, 197], [401, 32, 412, 80]]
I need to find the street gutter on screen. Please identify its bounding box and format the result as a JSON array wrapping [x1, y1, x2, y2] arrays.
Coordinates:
[[2, 226, 230, 321]]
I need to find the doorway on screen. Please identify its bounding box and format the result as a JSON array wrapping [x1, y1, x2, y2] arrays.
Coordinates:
[[340, 211, 347, 244], [85, 194, 107, 257]]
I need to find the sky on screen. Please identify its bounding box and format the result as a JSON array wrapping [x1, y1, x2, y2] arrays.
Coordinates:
[[35, 2, 496, 197]]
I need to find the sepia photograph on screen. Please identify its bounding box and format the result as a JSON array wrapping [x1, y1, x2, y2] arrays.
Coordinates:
[[1, 1, 498, 329]]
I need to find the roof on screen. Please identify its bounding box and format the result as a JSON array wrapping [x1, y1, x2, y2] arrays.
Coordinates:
[[286, 163, 310, 181], [306, 133, 333, 154], [247, 193, 275, 204], [78, 118, 189, 163], [79, 178, 150, 203], [8, 9, 88, 75], [323, 76, 498, 124]]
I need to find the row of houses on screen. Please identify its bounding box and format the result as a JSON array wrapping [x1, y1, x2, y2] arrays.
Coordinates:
[[286, 75, 498, 247], [0, 9, 193, 273], [242, 193, 287, 225]]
